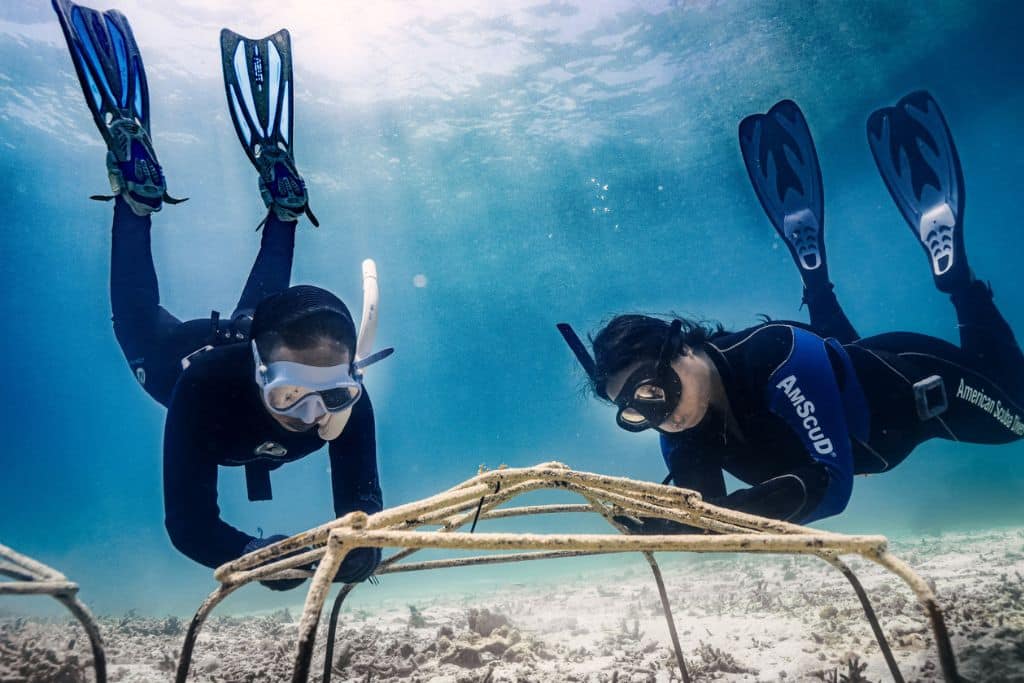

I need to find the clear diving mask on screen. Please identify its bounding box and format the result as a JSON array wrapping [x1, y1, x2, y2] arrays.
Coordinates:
[[252, 341, 366, 421], [254, 259, 393, 437]]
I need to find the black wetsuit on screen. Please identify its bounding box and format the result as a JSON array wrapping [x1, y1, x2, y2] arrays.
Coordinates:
[[661, 284, 1024, 524], [108, 198, 383, 569]]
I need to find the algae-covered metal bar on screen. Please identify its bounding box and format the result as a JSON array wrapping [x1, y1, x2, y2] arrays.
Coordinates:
[[174, 463, 960, 683], [0, 543, 107, 683]]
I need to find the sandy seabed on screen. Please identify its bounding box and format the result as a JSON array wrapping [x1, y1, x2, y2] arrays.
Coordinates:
[[2, 527, 1023, 683]]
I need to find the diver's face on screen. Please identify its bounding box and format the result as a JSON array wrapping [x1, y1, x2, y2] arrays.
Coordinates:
[[604, 349, 712, 433], [262, 339, 352, 432]]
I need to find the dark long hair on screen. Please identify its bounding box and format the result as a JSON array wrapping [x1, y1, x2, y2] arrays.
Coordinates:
[[589, 314, 728, 402]]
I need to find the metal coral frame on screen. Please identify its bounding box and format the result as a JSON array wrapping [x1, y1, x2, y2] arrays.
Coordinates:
[[175, 463, 959, 683], [0, 543, 107, 683]]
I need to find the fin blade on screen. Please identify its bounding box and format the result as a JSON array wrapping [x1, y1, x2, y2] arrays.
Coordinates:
[[867, 90, 964, 232], [867, 91, 966, 285], [52, 0, 149, 140], [739, 99, 825, 272], [220, 28, 295, 163]]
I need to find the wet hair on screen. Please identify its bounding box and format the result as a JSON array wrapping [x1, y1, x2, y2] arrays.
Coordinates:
[[251, 285, 356, 358], [589, 314, 728, 402]]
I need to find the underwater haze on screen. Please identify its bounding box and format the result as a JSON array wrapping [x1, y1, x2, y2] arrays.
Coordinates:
[[1, 0, 1023, 616]]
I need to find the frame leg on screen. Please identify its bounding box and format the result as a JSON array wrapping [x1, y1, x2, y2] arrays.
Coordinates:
[[55, 594, 107, 683], [322, 583, 356, 683], [643, 552, 690, 683], [293, 537, 348, 683], [175, 584, 241, 683], [821, 556, 904, 682]]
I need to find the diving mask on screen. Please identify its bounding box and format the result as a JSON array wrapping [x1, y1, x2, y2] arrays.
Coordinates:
[[557, 318, 683, 433], [252, 340, 363, 422], [610, 319, 683, 432], [253, 259, 393, 436]]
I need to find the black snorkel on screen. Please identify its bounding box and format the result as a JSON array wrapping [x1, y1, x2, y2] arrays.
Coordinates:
[[557, 319, 684, 433]]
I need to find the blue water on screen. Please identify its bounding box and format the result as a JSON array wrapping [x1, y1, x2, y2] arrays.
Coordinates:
[[1, 1, 1022, 616]]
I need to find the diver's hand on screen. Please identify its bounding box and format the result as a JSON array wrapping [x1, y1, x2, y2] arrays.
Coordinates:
[[333, 547, 381, 584], [243, 534, 308, 592], [612, 515, 700, 535]]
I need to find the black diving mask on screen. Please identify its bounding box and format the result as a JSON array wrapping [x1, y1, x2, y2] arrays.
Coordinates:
[[610, 320, 683, 432], [556, 319, 683, 433]]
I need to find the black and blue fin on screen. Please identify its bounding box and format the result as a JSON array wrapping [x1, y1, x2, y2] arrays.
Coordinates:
[[52, 0, 184, 213], [867, 91, 968, 292], [52, 0, 148, 142], [220, 28, 295, 169], [739, 100, 826, 278], [221, 28, 317, 227]]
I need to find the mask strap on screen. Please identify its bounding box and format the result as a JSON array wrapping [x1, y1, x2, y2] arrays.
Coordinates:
[[657, 319, 683, 369]]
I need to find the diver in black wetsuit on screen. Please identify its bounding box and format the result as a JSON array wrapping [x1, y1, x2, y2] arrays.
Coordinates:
[[54, 2, 387, 587], [557, 92, 1024, 529]]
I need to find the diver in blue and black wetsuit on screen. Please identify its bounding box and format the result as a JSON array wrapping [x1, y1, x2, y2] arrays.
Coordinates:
[[54, 1, 389, 587], [558, 92, 1024, 529]]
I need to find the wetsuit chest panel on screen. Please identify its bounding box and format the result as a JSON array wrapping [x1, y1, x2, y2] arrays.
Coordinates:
[[763, 327, 856, 521], [172, 346, 324, 468], [706, 326, 832, 484]]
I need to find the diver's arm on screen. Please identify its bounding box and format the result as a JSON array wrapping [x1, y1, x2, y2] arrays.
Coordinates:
[[659, 433, 726, 497], [705, 463, 830, 521], [618, 461, 830, 534], [163, 393, 254, 569], [617, 434, 727, 534], [328, 390, 383, 518]]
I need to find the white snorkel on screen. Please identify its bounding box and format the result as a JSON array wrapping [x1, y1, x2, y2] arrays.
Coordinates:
[[355, 259, 381, 364], [317, 259, 391, 440]]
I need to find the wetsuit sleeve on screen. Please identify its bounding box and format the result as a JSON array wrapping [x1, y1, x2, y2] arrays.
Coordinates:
[[328, 390, 383, 518], [163, 382, 254, 569], [654, 430, 822, 532], [659, 433, 726, 498], [760, 327, 855, 523]]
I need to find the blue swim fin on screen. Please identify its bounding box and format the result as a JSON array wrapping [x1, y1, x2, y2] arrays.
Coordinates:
[[867, 91, 968, 293], [739, 100, 827, 286], [52, 0, 184, 215], [221, 28, 318, 227]]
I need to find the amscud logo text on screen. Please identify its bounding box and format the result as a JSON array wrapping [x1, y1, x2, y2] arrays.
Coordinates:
[[956, 379, 1024, 436], [775, 375, 835, 455]]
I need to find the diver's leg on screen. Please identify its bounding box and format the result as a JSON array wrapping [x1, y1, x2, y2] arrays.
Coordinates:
[[804, 283, 859, 343], [948, 280, 1024, 401], [855, 331, 1024, 446], [110, 197, 187, 405], [229, 215, 297, 328]]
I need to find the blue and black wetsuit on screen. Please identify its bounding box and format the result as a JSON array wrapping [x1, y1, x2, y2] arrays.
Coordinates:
[[108, 197, 382, 568], [663, 285, 1024, 524]]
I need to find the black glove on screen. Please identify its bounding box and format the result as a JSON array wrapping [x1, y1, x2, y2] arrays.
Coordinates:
[[612, 515, 701, 535], [333, 547, 381, 584], [243, 534, 308, 592]]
